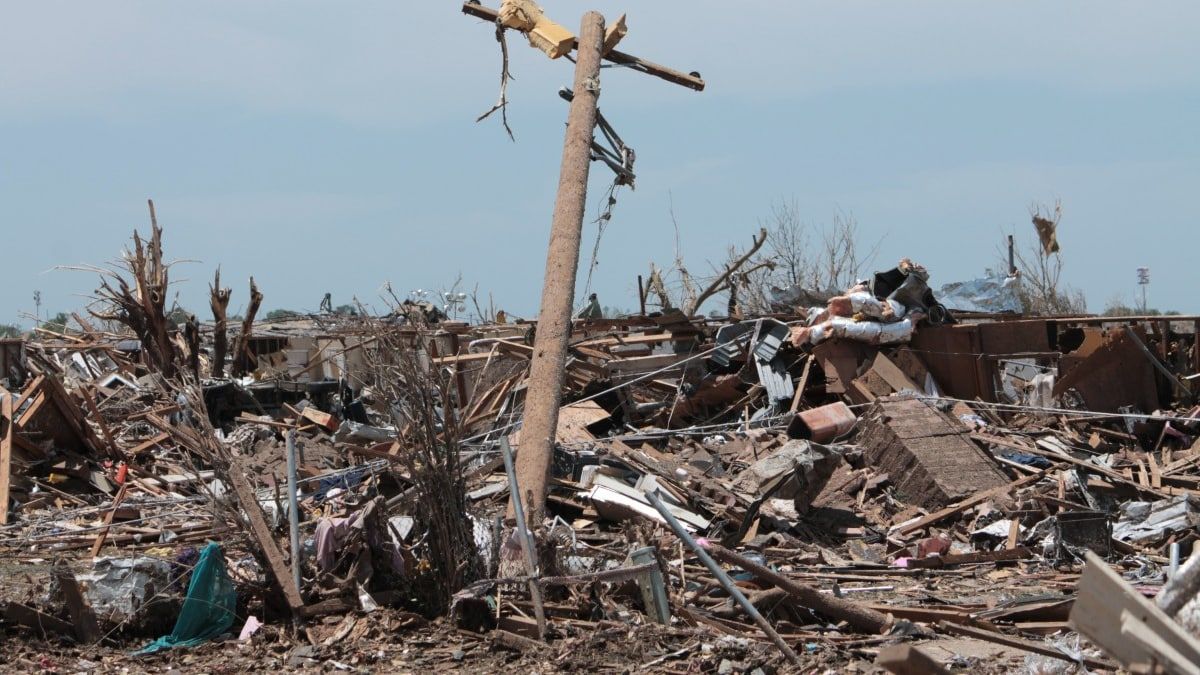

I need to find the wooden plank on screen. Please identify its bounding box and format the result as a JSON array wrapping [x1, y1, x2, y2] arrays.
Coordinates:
[[975, 432, 1172, 499], [574, 332, 677, 348], [236, 413, 296, 430], [605, 353, 686, 378], [492, 628, 544, 653], [939, 622, 1115, 671], [1006, 519, 1021, 549], [89, 483, 129, 558], [1070, 550, 1200, 671], [126, 403, 181, 421], [15, 392, 47, 429], [788, 355, 812, 414], [865, 604, 992, 629], [12, 375, 44, 411], [905, 547, 1032, 569], [126, 432, 171, 455], [1121, 608, 1199, 675], [2, 601, 76, 638], [431, 351, 494, 366], [300, 406, 337, 431], [80, 386, 123, 460], [226, 467, 306, 614], [1147, 452, 1163, 488], [460, 1, 706, 91], [0, 393, 11, 525]]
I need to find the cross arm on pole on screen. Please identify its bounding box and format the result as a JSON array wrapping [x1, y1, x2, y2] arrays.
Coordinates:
[[461, 1, 706, 92]]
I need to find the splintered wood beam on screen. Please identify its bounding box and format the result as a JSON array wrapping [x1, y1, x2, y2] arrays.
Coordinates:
[[81, 386, 124, 461], [227, 468, 306, 614], [90, 484, 129, 558], [0, 393, 12, 525], [461, 2, 705, 91]]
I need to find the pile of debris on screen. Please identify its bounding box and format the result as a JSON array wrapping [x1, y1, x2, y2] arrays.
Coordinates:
[[4, 220, 1200, 674]]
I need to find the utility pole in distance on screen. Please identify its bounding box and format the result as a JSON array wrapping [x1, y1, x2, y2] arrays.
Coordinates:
[[1137, 267, 1150, 314], [461, 3, 703, 526]]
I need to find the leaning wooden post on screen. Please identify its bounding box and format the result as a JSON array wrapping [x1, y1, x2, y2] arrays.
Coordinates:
[[512, 11, 605, 526]]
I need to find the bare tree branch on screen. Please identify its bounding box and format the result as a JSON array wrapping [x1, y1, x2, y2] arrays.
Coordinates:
[[687, 227, 768, 316]]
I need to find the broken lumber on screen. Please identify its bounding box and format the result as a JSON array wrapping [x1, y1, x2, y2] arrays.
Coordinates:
[[461, 1, 705, 91], [0, 392, 11, 525], [89, 483, 129, 558], [1070, 550, 1200, 673], [226, 466, 306, 614], [938, 622, 1115, 671], [702, 542, 893, 634]]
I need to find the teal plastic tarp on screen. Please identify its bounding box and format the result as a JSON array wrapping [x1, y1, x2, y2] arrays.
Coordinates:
[[135, 541, 237, 654]]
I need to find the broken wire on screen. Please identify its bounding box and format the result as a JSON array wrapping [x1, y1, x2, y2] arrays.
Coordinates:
[[475, 23, 516, 141], [580, 179, 622, 303]]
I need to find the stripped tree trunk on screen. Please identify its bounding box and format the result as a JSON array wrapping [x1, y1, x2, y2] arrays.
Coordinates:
[[230, 278, 263, 377], [209, 268, 231, 377]]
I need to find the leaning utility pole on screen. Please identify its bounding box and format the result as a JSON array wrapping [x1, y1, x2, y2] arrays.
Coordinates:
[[516, 12, 606, 524], [462, 2, 703, 527]]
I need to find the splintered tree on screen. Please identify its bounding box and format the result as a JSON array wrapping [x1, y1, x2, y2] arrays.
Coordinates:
[[89, 200, 181, 378], [209, 269, 231, 377], [230, 278, 263, 377]]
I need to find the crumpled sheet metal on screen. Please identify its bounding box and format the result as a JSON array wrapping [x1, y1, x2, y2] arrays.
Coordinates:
[[78, 555, 173, 623], [332, 420, 396, 444], [730, 440, 845, 512], [1113, 494, 1199, 544], [937, 275, 1022, 313]]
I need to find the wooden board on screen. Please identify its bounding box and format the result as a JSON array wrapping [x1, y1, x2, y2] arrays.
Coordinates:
[[1069, 550, 1200, 671], [0, 393, 12, 525]]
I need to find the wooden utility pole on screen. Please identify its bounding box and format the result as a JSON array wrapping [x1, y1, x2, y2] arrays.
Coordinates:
[[462, 2, 703, 527], [516, 12, 605, 524]]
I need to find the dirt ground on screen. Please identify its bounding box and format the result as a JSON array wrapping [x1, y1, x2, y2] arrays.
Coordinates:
[[2, 605, 1069, 674]]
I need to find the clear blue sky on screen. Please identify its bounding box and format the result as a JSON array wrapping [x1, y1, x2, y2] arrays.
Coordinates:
[[2, 1, 1197, 325]]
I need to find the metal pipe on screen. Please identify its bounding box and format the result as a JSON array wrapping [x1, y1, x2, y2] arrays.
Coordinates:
[[644, 489, 800, 664], [500, 437, 548, 639], [285, 430, 302, 597], [702, 541, 893, 634]]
